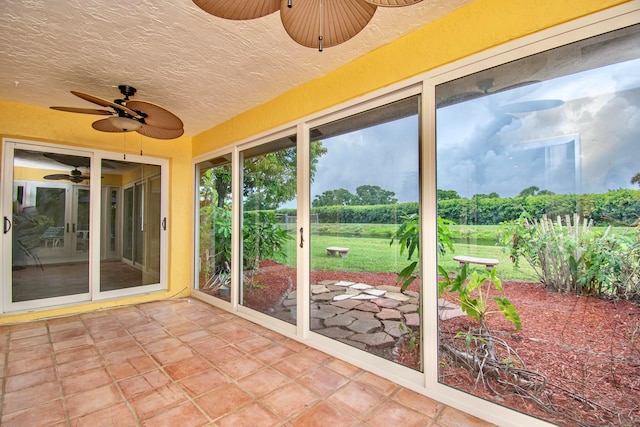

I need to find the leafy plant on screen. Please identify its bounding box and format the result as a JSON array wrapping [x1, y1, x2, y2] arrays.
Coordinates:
[[499, 213, 640, 298], [390, 214, 454, 291], [439, 264, 521, 332]]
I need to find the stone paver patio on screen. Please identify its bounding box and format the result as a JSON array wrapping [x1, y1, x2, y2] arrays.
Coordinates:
[[272, 280, 465, 355]]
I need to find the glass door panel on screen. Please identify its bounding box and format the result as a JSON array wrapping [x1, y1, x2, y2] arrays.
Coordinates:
[[435, 24, 640, 426], [100, 162, 162, 292], [308, 96, 422, 370], [240, 136, 297, 324], [196, 156, 233, 302], [10, 149, 91, 303]]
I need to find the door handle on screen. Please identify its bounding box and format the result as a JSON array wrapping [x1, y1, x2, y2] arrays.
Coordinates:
[[299, 227, 304, 248], [162, 217, 167, 231], [72, 223, 76, 233], [66, 223, 70, 233], [3, 216, 11, 234]]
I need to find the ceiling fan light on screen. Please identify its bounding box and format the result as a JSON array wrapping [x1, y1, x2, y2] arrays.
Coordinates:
[[108, 116, 142, 131]]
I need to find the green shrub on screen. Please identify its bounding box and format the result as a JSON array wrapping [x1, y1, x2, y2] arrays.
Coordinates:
[[499, 213, 640, 299]]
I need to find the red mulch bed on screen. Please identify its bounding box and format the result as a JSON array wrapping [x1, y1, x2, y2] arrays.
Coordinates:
[[204, 260, 640, 426]]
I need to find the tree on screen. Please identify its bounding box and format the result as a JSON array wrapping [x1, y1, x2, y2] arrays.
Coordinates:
[[518, 186, 540, 197], [243, 141, 327, 210], [312, 188, 358, 207], [355, 185, 397, 205], [437, 189, 461, 200]]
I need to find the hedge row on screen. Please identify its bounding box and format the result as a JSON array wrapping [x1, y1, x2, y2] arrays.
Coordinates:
[[270, 190, 640, 226], [438, 190, 640, 225], [273, 203, 419, 224]]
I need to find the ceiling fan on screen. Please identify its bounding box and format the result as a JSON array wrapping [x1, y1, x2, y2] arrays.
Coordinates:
[[44, 168, 89, 183], [50, 85, 184, 140], [42, 153, 92, 183]]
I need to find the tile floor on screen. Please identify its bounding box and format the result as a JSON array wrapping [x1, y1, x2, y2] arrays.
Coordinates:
[[0, 298, 495, 426]]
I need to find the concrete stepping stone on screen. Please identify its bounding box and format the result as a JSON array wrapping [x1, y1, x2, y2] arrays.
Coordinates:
[[373, 298, 402, 309], [349, 311, 377, 321], [376, 308, 402, 321], [311, 305, 344, 319], [382, 320, 408, 338], [334, 281, 355, 287], [325, 314, 356, 327], [365, 289, 386, 297], [349, 332, 395, 348], [404, 312, 420, 328], [351, 283, 373, 290], [398, 303, 419, 314], [348, 319, 383, 334], [333, 294, 353, 301], [351, 294, 378, 300], [385, 292, 411, 302], [353, 302, 380, 313], [377, 285, 402, 293], [317, 327, 355, 339], [312, 291, 343, 302], [311, 285, 330, 294], [331, 299, 362, 310]]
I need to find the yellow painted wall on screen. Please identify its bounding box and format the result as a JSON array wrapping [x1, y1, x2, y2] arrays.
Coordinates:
[[0, 0, 631, 323], [0, 101, 193, 323], [193, 0, 632, 153]]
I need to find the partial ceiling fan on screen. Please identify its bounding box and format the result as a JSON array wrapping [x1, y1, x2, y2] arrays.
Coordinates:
[[193, 0, 424, 51], [42, 153, 92, 183], [44, 168, 89, 184], [50, 85, 184, 140]]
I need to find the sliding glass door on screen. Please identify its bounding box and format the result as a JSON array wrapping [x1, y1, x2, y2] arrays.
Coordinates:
[[308, 95, 422, 370], [7, 148, 92, 306], [1, 142, 168, 312], [239, 135, 298, 324]]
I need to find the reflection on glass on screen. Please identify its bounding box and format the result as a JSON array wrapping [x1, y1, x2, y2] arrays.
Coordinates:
[[240, 136, 297, 324], [196, 157, 232, 302], [11, 150, 90, 302], [100, 162, 162, 291], [308, 96, 421, 370], [436, 24, 640, 426]]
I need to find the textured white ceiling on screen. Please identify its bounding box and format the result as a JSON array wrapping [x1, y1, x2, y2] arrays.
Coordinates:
[[0, 0, 471, 137]]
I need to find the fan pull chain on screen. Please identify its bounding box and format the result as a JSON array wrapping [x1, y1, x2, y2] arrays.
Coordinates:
[[287, 0, 292, 7], [123, 132, 127, 160], [318, 0, 324, 52], [139, 133, 143, 156]]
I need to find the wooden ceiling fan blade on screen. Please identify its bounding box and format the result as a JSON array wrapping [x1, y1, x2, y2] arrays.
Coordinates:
[[43, 153, 91, 168], [193, 0, 280, 20], [72, 91, 139, 117], [364, 0, 422, 6], [280, 0, 376, 49], [92, 118, 126, 133], [43, 174, 72, 180], [126, 101, 184, 130], [50, 106, 113, 115], [137, 124, 184, 140]]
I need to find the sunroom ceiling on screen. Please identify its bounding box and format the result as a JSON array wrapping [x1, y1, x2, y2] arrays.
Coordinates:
[[0, 0, 472, 137]]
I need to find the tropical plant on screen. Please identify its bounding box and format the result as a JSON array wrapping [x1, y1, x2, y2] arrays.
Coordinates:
[[390, 214, 455, 291], [438, 264, 521, 333], [499, 213, 640, 298]]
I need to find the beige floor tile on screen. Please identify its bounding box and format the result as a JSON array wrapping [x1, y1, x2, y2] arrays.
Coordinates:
[[216, 402, 281, 427], [0, 299, 495, 427]]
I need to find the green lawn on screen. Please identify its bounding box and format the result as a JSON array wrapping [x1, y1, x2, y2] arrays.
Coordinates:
[[272, 223, 636, 281], [274, 227, 538, 281]]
